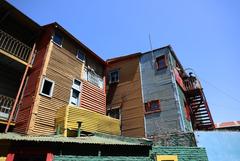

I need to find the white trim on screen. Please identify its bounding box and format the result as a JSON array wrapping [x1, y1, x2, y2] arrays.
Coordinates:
[[40, 77, 55, 98], [69, 79, 82, 106], [51, 32, 64, 48]]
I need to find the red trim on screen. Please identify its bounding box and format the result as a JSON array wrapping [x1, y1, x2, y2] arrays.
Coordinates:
[[6, 153, 15, 161], [144, 100, 161, 114], [46, 153, 54, 161], [156, 55, 168, 70]]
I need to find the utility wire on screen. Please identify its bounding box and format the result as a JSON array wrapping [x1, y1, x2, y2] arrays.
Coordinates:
[[200, 77, 240, 104]]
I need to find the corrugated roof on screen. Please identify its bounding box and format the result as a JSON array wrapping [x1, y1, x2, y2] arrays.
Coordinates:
[[215, 121, 240, 128], [0, 133, 151, 146]]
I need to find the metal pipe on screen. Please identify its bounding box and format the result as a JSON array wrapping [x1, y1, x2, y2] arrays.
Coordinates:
[[77, 121, 82, 137], [5, 43, 36, 133]]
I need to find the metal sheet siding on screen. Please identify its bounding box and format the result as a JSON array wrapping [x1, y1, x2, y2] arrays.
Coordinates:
[[140, 48, 181, 137]]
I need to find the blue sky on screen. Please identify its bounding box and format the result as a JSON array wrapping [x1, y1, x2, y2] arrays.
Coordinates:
[[9, 0, 240, 123]]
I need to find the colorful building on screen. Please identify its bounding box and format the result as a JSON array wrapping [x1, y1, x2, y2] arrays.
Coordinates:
[[0, 1, 215, 161], [106, 46, 215, 138]]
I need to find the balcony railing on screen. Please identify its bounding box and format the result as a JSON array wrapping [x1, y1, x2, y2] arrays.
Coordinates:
[[0, 29, 32, 62], [84, 68, 104, 89], [184, 77, 202, 91], [0, 94, 18, 121]]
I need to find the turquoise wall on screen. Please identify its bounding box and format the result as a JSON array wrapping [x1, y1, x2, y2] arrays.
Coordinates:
[[195, 131, 240, 161]]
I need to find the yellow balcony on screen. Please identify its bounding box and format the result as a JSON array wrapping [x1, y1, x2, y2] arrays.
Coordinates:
[[56, 105, 121, 136]]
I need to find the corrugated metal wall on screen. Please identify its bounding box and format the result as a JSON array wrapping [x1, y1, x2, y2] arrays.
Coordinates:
[[140, 48, 182, 137]]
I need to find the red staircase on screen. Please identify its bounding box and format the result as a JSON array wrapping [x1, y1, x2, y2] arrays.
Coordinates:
[[184, 76, 215, 130]]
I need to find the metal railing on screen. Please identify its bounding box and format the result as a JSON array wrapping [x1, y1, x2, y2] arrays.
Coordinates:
[[0, 94, 17, 121], [184, 77, 202, 91], [0, 29, 32, 62]]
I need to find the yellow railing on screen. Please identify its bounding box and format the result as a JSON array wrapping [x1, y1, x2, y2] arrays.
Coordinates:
[[0, 29, 32, 62], [0, 94, 17, 121], [56, 105, 121, 136]]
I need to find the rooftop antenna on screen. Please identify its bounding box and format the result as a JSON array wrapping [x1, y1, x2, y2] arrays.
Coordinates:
[[148, 34, 155, 68]]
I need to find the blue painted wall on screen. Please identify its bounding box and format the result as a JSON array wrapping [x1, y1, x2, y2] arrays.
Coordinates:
[[195, 131, 240, 161]]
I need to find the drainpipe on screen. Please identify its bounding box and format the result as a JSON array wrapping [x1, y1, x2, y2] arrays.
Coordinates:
[[5, 44, 36, 133], [77, 121, 82, 137]]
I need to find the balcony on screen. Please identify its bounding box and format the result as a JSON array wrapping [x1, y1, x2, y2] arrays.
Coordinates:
[[56, 105, 121, 136], [0, 29, 32, 65], [0, 94, 18, 122], [83, 68, 104, 89]]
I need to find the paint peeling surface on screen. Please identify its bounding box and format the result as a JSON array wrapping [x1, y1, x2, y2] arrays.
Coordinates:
[[195, 131, 240, 161]]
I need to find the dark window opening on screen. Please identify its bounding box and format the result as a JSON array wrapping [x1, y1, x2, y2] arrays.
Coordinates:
[[76, 50, 85, 62], [145, 100, 160, 113], [40, 78, 54, 97], [107, 108, 120, 119], [109, 70, 119, 84], [156, 55, 167, 70], [53, 32, 63, 46]]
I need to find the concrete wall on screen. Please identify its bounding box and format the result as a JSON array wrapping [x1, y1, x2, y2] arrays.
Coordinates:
[[195, 131, 240, 161], [140, 48, 182, 136]]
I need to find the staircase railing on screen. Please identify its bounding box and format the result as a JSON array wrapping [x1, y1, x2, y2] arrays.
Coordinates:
[[184, 77, 202, 91], [0, 29, 32, 62]]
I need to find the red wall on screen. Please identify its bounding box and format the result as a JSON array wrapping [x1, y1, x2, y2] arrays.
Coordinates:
[[14, 26, 53, 134]]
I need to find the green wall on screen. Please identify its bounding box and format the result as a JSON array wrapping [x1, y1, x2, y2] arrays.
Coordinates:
[[54, 156, 151, 161], [152, 146, 208, 161]]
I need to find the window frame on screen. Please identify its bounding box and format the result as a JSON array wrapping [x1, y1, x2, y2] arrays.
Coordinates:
[[156, 55, 168, 70], [52, 32, 64, 47], [76, 49, 86, 62], [107, 106, 121, 120], [145, 100, 161, 114], [40, 77, 55, 98], [69, 79, 82, 106], [109, 70, 119, 84]]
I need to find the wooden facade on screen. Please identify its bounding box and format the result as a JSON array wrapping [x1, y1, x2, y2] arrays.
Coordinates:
[[106, 55, 145, 137], [14, 23, 106, 135], [56, 105, 120, 136]]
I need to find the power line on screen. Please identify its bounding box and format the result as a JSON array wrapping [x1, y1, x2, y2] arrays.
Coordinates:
[[200, 77, 240, 104]]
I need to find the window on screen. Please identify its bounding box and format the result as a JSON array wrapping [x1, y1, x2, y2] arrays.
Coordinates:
[[145, 100, 160, 113], [40, 78, 55, 97], [107, 108, 120, 119], [156, 155, 178, 161], [156, 55, 167, 70], [52, 32, 63, 47], [69, 79, 81, 106], [76, 50, 85, 62], [109, 70, 119, 84]]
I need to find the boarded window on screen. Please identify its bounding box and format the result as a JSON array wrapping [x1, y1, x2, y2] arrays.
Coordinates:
[[156, 55, 167, 70]]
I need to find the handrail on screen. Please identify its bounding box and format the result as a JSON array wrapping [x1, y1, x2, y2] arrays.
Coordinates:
[[184, 77, 202, 91], [0, 29, 32, 62], [0, 94, 17, 121]]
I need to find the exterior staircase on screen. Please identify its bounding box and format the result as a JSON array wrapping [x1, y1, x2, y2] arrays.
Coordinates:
[[184, 75, 215, 130]]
